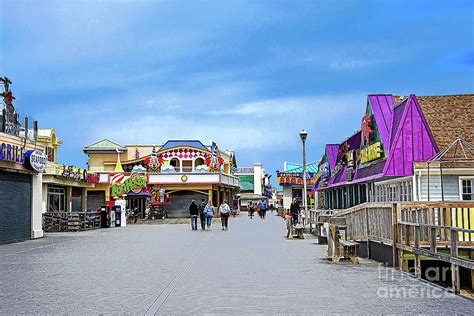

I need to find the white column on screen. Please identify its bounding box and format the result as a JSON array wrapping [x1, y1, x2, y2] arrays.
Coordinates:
[[253, 163, 263, 195], [283, 185, 292, 210], [31, 173, 44, 239]]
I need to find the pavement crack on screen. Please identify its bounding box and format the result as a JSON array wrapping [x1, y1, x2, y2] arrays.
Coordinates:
[[144, 233, 209, 316]]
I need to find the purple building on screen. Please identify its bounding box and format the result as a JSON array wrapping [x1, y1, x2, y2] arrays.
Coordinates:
[[314, 94, 474, 209]]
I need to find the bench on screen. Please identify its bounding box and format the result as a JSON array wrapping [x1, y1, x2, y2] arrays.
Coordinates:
[[340, 240, 359, 264]]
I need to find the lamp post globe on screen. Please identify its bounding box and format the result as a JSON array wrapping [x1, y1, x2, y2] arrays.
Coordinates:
[[299, 130, 308, 142]]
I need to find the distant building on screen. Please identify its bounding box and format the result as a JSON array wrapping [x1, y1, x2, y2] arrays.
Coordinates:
[[235, 163, 272, 210], [83, 139, 240, 218], [277, 161, 319, 210]]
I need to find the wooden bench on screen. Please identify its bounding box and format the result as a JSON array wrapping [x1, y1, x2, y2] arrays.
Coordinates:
[[340, 240, 359, 264]]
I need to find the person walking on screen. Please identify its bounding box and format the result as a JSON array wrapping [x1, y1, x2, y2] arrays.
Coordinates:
[[258, 199, 267, 219], [219, 199, 231, 230], [204, 200, 215, 230], [290, 198, 300, 225], [255, 202, 261, 219], [189, 200, 199, 230], [248, 201, 254, 219], [199, 198, 206, 230]]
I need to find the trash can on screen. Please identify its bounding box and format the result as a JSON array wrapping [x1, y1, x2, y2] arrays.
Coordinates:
[[113, 205, 122, 227], [100, 206, 110, 228]]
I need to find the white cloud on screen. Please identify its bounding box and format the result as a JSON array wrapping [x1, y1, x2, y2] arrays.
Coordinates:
[[82, 93, 365, 153]]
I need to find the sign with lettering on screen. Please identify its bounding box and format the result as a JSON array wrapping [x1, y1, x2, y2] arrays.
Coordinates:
[[346, 150, 355, 168], [360, 142, 382, 164], [277, 172, 316, 185], [111, 173, 147, 198], [24, 150, 47, 172], [85, 173, 99, 184], [319, 162, 330, 179], [0, 142, 25, 164]]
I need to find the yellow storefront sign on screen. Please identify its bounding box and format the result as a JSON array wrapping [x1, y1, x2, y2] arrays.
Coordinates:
[[360, 142, 382, 164]]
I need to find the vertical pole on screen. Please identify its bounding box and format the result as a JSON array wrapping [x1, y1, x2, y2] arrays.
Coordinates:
[[450, 229, 460, 294], [365, 207, 370, 259], [414, 225, 421, 278], [440, 162, 444, 201], [302, 139, 308, 225], [427, 162, 430, 201]]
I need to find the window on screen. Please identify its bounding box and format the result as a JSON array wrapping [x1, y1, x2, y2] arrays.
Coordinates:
[[48, 186, 66, 212], [461, 179, 474, 200], [45, 147, 55, 162]]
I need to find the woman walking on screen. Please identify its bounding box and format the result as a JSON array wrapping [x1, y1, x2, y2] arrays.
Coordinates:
[[219, 199, 231, 230], [204, 200, 215, 230], [248, 201, 254, 219]]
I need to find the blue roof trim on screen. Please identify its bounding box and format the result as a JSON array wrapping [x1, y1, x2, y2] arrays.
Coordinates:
[[159, 140, 209, 152]]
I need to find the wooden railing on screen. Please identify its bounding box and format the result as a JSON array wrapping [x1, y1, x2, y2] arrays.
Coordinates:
[[318, 201, 474, 295], [43, 211, 101, 232], [395, 202, 474, 294]]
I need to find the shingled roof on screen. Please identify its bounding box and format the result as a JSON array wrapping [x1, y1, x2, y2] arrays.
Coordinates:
[[416, 94, 474, 149]]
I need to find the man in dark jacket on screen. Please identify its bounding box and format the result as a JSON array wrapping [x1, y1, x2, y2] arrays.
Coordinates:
[[199, 199, 206, 230], [189, 200, 199, 230], [290, 198, 300, 225]]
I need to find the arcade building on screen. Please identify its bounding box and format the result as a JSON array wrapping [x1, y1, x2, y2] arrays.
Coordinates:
[[83, 139, 240, 218], [313, 94, 474, 209]]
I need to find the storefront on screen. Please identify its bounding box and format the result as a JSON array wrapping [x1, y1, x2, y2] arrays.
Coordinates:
[[276, 161, 318, 210], [83, 139, 241, 218], [42, 163, 98, 213], [0, 77, 45, 243], [313, 94, 474, 209], [38, 129, 98, 213]]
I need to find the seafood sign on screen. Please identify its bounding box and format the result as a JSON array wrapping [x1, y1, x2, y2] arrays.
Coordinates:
[[111, 173, 147, 197]]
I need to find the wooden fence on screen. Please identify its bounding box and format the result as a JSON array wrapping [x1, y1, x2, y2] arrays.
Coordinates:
[[318, 201, 474, 294], [43, 212, 101, 232]]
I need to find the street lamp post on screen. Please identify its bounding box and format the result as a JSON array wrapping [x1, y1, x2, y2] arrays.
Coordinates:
[[299, 130, 308, 228]]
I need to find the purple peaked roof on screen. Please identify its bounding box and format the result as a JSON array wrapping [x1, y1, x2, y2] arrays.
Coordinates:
[[326, 144, 339, 170], [384, 95, 438, 176], [368, 94, 395, 153], [315, 94, 440, 191]]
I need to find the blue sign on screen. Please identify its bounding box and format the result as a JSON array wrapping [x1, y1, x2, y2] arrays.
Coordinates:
[[0, 142, 25, 164]]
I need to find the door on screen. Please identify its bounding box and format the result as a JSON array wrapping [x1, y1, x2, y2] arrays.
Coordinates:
[[0, 171, 32, 243], [167, 191, 207, 218], [87, 190, 106, 212], [126, 197, 146, 218]]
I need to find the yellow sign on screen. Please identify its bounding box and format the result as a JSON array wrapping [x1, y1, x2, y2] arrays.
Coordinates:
[[360, 142, 382, 164]]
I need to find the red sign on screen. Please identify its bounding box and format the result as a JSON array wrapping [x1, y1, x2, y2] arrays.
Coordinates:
[[86, 173, 99, 184], [361, 114, 373, 146]]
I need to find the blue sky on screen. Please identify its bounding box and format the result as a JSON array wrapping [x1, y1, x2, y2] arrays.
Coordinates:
[[1, 0, 473, 184]]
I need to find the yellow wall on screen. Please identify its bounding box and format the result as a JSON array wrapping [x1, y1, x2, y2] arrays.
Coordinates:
[[88, 153, 118, 172]]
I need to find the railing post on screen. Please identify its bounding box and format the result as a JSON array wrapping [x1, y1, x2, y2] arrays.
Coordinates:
[[392, 203, 399, 268], [414, 225, 421, 278], [450, 228, 460, 294], [365, 207, 370, 259], [430, 227, 437, 254]]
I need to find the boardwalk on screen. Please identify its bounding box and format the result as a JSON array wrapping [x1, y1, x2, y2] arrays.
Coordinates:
[[1, 214, 472, 315]]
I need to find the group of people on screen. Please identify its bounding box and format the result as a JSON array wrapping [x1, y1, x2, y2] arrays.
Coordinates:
[[189, 199, 231, 231], [289, 198, 305, 226], [247, 199, 273, 219]]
